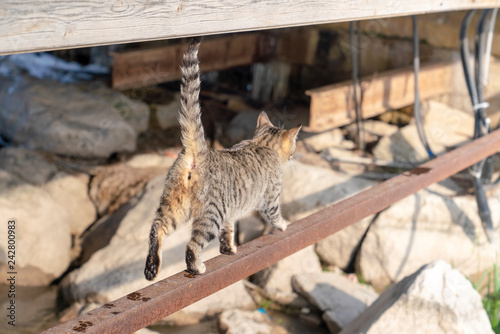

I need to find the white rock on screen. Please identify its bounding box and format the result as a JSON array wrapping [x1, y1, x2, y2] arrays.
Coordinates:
[[0, 148, 96, 236], [357, 188, 500, 288], [292, 272, 378, 333], [227, 111, 261, 145], [44, 172, 96, 235], [218, 309, 287, 334], [164, 282, 256, 325], [0, 171, 71, 286], [340, 261, 493, 334], [88, 82, 150, 134], [0, 76, 141, 158], [302, 128, 344, 152], [323, 147, 366, 175], [89, 162, 171, 216], [126, 153, 176, 169], [373, 101, 474, 163], [155, 97, 179, 129], [280, 162, 376, 275], [281, 161, 377, 222], [362, 120, 399, 138], [134, 328, 162, 334], [315, 216, 373, 270], [252, 246, 322, 300], [237, 213, 267, 245]]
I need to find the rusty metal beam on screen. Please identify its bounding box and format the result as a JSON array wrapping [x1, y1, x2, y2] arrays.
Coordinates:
[[42, 129, 500, 334]]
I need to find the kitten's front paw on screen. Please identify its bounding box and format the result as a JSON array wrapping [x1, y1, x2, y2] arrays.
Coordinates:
[[274, 218, 287, 232], [220, 244, 237, 255], [187, 262, 206, 275]]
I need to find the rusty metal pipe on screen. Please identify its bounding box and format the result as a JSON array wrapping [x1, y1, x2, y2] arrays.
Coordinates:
[[43, 129, 500, 334]]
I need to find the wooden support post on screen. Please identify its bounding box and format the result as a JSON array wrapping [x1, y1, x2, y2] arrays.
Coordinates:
[[305, 62, 455, 132]]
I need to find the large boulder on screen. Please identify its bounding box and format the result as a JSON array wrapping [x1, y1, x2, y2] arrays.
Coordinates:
[[227, 111, 261, 145], [0, 170, 72, 286], [292, 272, 378, 333], [302, 128, 344, 152], [155, 95, 179, 129], [373, 101, 474, 163], [357, 188, 500, 288], [0, 76, 148, 158], [85, 81, 150, 134], [251, 246, 322, 304], [218, 309, 287, 334], [281, 162, 377, 222], [315, 216, 373, 270], [162, 281, 256, 326], [340, 261, 493, 334], [0, 147, 57, 185], [0, 147, 96, 236], [89, 164, 167, 216], [0, 148, 97, 285], [280, 162, 376, 271], [44, 172, 95, 235]]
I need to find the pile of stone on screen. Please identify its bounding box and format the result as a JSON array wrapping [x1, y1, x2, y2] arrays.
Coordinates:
[[0, 71, 498, 334]]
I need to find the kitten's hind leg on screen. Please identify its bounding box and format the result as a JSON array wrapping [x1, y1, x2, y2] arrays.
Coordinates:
[[145, 203, 187, 281], [145, 219, 167, 281], [186, 218, 220, 274], [260, 192, 287, 232], [219, 220, 237, 255]]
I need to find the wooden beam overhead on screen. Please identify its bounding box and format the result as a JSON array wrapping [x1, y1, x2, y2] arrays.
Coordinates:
[[112, 33, 275, 90], [306, 62, 454, 132], [2, 1, 500, 56]]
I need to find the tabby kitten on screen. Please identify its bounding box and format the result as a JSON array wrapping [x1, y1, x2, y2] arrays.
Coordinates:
[[144, 37, 301, 280]]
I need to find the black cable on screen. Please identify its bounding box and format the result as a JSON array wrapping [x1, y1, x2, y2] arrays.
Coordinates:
[[474, 10, 491, 139], [460, 10, 496, 243], [412, 15, 435, 159], [460, 11, 479, 116], [357, 21, 364, 145], [475, 10, 494, 183], [350, 21, 365, 151]]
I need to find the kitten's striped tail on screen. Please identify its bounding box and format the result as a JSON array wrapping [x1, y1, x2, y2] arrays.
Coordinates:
[[179, 37, 209, 163]]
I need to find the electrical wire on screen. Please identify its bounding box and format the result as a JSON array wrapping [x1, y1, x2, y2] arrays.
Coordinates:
[[475, 10, 494, 182], [350, 21, 365, 151], [460, 9, 497, 243], [483, 8, 499, 85], [412, 15, 435, 159]]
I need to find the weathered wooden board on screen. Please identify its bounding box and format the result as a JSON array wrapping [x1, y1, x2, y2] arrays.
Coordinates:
[[306, 62, 454, 132], [112, 33, 274, 90], [2, 0, 500, 55]]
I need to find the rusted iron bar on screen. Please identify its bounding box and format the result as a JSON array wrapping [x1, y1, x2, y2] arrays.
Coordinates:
[[43, 129, 500, 334]]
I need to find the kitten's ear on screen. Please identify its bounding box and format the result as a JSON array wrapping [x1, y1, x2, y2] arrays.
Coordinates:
[[287, 124, 302, 141], [257, 111, 273, 129]]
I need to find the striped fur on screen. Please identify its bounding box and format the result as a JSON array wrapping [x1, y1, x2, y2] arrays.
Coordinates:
[[178, 36, 209, 166], [144, 37, 301, 280]]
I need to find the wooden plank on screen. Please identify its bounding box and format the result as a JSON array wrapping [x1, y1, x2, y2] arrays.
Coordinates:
[[305, 62, 454, 132], [2, 1, 500, 56], [112, 33, 274, 90]]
